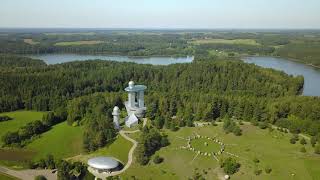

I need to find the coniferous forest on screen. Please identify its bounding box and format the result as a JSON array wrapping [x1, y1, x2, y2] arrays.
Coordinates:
[[1, 52, 319, 150]]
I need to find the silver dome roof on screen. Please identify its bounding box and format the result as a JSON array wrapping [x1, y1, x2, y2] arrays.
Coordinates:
[[87, 156, 119, 169]]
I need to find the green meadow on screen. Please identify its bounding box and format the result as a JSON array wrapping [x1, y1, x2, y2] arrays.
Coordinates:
[[26, 122, 84, 161], [121, 124, 320, 180], [68, 134, 132, 165], [1, 111, 319, 180], [0, 111, 84, 165], [0, 111, 44, 146]]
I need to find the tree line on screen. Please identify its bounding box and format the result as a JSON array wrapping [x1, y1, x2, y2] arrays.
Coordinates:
[[1, 54, 320, 148]]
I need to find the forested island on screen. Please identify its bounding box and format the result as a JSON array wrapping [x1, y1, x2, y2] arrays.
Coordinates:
[[0, 30, 320, 180]]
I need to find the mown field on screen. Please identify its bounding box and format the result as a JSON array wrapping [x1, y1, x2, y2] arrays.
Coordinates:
[[121, 124, 320, 180], [54, 40, 104, 46]]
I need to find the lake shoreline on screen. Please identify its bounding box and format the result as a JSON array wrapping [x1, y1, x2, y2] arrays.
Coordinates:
[[25, 52, 193, 59], [25, 53, 194, 65], [242, 56, 320, 97], [242, 55, 320, 69]]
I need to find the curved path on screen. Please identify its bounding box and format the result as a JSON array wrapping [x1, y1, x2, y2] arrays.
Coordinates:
[[88, 124, 145, 178], [0, 166, 56, 180]]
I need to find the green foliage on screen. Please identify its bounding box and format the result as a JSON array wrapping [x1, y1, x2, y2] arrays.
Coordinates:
[[258, 122, 268, 129], [153, 155, 164, 164], [0, 115, 13, 122], [254, 169, 262, 176], [223, 118, 242, 136], [0, 54, 46, 67], [2, 120, 48, 146], [56, 160, 87, 180], [265, 166, 272, 174], [300, 138, 307, 145], [220, 157, 241, 175], [300, 147, 307, 153], [290, 134, 299, 144], [83, 113, 116, 152], [253, 157, 260, 163], [136, 127, 169, 165], [311, 136, 317, 147], [315, 145, 320, 154], [34, 175, 47, 180], [290, 138, 297, 144]]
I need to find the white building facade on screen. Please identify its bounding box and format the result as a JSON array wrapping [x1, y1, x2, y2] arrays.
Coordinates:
[[124, 81, 147, 118]]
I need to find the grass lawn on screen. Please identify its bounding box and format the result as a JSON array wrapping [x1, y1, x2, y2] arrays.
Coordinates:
[[68, 134, 132, 165], [190, 137, 221, 153], [26, 122, 84, 161], [192, 39, 260, 46], [121, 124, 320, 180], [0, 172, 19, 180], [54, 40, 104, 46], [0, 111, 44, 146]]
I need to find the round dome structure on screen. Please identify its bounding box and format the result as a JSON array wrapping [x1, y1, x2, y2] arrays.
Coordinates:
[[88, 157, 119, 170], [128, 81, 135, 89], [112, 106, 120, 115]]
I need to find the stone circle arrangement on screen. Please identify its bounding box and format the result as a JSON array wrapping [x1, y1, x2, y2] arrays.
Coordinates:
[[181, 134, 225, 159]]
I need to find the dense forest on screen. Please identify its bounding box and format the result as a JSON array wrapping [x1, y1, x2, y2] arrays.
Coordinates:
[[0, 55, 304, 113], [1, 30, 320, 156], [1, 53, 319, 151]]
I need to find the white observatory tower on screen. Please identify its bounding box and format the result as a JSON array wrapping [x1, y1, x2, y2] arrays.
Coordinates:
[[112, 106, 120, 130], [124, 81, 147, 118]]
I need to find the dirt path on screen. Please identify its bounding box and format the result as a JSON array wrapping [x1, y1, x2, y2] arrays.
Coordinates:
[[88, 130, 140, 179], [0, 166, 56, 180]]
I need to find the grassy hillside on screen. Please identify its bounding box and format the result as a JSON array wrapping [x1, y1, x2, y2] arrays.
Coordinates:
[[26, 122, 84, 160], [121, 124, 320, 180], [0, 111, 44, 145], [68, 134, 132, 164]]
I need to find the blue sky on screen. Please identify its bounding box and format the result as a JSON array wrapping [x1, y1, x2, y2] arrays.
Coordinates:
[[1, 0, 319, 29]]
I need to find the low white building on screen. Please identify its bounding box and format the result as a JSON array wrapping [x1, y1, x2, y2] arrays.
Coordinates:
[[87, 156, 120, 179], [125, 113, 139, 128]]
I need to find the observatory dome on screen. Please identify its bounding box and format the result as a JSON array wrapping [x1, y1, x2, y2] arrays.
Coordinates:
[[128, 81, 135, 89], [87, 157, 119, 170]]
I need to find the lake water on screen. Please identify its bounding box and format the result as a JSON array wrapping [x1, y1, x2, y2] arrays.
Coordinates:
[[28, 54, 194, 65], [243, 56, 320, 96], [28, 54, 320, 96]]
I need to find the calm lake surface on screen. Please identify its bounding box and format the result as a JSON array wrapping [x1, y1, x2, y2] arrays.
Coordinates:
[[28, 54, 194, 65], [243, 57, 320, 96]]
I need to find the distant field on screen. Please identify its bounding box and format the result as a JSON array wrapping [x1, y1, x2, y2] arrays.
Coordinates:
[[45, 32, 96, 36], [68, 134, 131, 164], [26, 122, 84, 161], [192, 38, 260, 45], [23, 39, 39, 45], [0, 111, 44, 145], [121, 124, 320, 180], [54, 40, 104, 46]]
